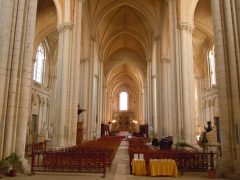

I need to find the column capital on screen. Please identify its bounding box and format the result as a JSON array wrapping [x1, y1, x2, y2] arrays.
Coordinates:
[[178, 22, 195, 32], [154, 35, 160, 41], [91, 35, 97, 41], [161, 57, 170, 62], [195, 74, 204, 79], [80, 58, 89, 63], [146, 57, 152, 62], [57, 21, 73, 32]]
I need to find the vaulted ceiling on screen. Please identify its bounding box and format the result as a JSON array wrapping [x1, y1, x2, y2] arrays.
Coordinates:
[[86, 0, 163, 97]]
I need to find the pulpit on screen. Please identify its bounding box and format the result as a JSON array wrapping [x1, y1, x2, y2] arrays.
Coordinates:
[[76, 122, 84, 146]]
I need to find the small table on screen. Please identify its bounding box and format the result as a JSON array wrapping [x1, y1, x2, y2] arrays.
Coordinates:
[[149, 159, 178, 177], [131, 159, 147, 176]]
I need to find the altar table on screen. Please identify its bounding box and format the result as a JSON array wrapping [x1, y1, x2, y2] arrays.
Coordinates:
[[149, 159, 178, 177], [131, 159, 147, 176]]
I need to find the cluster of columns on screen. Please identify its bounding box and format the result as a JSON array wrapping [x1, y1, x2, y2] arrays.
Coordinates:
[[0, 0, 38, 158], [149, 0, 196, 145], [54, 0, 84, 147], [211, 0, 240, 177]]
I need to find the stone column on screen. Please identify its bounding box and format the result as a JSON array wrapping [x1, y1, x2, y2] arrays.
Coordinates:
[[0, 0, 18, 159], [97, 60, 104, 137], [195, 76, 203, 131], [143, 85, 148, 124], [178, 22, 196, 145], [147, 59, 153, 126], [161, 57, 172, 137], [15, 0, 38, 157], [211, 0, 240, 177], [69, 0, 83, 146], [2, 0, 30, 158], [86, 37, 99, 140], [79, 58, 89, 140], [56, 22, 73, 147], [168, 0, 180, 142], [103, 86, 108, 123]]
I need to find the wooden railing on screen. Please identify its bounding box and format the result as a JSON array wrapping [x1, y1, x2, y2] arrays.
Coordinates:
[[129, 143, 217, 174], [25, 141, 47, 156]]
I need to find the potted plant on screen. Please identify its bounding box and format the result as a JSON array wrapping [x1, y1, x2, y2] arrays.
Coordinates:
[[5, 153, 20, 177], [150, 129, 159, 146]]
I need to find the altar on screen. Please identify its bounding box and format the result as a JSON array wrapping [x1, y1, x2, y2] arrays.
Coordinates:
[[112, 111, 135, 131]]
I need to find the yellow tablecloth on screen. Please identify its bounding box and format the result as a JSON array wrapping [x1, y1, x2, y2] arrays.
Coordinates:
[[149, 159, 178, 177], [131, 159, 147, 176]]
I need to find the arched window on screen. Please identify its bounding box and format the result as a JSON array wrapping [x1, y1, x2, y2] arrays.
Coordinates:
[[208, 46, 216, 86], [119, 92, 128, 111], [33, 43, 46, 84]]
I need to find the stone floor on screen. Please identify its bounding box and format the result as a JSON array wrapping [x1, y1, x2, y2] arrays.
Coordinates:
[[2, 141, 228, 180]]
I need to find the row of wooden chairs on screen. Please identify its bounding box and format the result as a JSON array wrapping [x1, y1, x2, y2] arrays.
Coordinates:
[[31, 137, 121, 176]]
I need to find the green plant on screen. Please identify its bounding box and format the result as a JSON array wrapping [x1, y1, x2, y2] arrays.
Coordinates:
[[175, 142, 199, 152], [150, 129, 158, 139], [5, 153, 20, 170]]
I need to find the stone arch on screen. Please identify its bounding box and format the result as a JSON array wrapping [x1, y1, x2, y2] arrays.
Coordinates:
[[105, 60, 145, 84], [101, 29, 149, 60], [91, 0, 157, 36], [52, 0, 63, 24], [179, 0, 199, 25], [34, 25, 57, 52]]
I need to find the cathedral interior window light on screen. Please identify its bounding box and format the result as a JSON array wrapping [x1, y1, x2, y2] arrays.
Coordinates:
[[119, 91, 128, 111], [208, 46, 216, 87], [33, 43, 46, 84]]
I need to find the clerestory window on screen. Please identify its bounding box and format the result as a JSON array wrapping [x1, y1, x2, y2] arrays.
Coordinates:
[[208, 46, 216, 87], [33, 43, 46, 84]]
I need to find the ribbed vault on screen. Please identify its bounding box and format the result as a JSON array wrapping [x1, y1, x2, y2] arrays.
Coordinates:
[[86, 0, 162, 125]]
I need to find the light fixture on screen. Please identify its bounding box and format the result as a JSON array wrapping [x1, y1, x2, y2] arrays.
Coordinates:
[[132, 120, 138, 124], [112, 119, 117, 123], [196, 134, 200, 141]]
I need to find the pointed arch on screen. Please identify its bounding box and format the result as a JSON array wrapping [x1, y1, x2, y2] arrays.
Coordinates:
[[91, 0, 157, 36], [53, 0, 63, 24]]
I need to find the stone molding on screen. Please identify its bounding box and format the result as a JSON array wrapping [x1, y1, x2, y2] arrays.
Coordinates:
[[80, 58, 89, 63], [154, 35, 160, 41], [146, 57, 152, 62], [161, 57, 170, 62], [178, 21, 195, 32], [57, 21, 73, 32]]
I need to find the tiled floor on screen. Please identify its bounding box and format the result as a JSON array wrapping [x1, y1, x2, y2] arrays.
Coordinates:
[[1, 141, 228, 180]]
